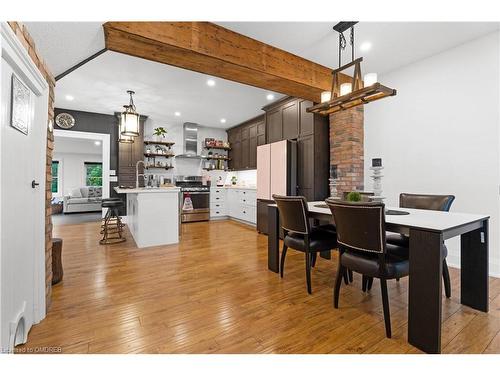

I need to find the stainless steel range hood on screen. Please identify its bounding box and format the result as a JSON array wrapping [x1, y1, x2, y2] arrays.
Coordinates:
[[175, 123, 204, 159]]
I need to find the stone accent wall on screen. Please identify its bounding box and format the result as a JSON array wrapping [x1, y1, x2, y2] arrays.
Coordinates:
[[8, 21, 55, 311], [329, 106, 364, 193]]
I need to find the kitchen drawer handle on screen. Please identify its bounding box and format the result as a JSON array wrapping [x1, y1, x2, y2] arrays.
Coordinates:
[[216, 211, 220, 214], [243, 211, 246, 214], [216, 204, 220, 207], [216, 197, 219, 200]]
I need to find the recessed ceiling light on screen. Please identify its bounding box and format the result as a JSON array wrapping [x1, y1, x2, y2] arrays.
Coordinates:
[[266, 94, 275, 101], [359, 41, 372, 52], [220, 118, 226, 124], [65, 95, 74, 101], [94, 141, 101, 146], [174, 111, 181, 117], [207, 79, 216, 87]]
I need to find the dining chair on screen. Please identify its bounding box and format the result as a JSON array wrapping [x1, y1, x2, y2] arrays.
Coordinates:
[[386, 193, 455, 298], [273, 195, 338, 294], [325, 198, 410, 338]]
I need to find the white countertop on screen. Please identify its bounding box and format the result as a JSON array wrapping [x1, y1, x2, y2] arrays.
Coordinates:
[[307, 201, 489, 232], [211, 185, 257, 190], [114, 187, 180, 194]]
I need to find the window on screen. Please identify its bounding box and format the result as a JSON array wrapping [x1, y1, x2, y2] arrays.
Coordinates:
[[85, 162, 102, 186], [51, 161, 59, 193]]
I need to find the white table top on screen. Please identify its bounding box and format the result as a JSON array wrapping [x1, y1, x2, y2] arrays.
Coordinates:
[[114, 187, 180, 194], [307, 201, 489, 232]]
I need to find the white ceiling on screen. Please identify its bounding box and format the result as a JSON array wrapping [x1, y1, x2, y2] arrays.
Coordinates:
[[219, 22, 499, 74], [54, 136, 102, 155], [24, 22, 499, 128], [55, 51, 284, 128], [24, 22, 105, 77]]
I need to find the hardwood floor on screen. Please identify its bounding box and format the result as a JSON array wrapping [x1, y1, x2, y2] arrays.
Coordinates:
[[18, 219, 500, 354]]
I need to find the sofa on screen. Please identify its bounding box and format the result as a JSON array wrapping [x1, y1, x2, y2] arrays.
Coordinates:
[[63, 186, 102, 213]]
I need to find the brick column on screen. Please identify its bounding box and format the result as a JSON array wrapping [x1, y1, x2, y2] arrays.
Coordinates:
[[9, 21, 56, 311], [329, 106, 364, 194]]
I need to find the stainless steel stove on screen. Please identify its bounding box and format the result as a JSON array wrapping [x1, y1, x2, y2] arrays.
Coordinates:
[[175, 176, 210, 223]]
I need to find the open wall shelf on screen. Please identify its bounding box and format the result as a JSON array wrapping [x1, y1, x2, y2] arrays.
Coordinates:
[[144, 140, 175, 147], [144, 153, 175, 158]]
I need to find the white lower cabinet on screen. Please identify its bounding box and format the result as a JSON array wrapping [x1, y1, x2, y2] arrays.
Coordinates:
[[211, 187, 256, 224], [227, 188, 257, 224], [210, 187, 227, 217]]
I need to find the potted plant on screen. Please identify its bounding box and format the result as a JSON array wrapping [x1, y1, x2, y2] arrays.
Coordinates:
[[345, 191, 362, 202], [231, 176, 237, 185], [153, 127, 167, 142]]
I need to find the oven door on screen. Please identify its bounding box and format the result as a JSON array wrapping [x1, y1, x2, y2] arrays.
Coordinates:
[[181, 192, 210, 222]]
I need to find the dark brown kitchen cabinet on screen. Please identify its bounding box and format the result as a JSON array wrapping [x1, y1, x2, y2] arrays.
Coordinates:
[[266, 108, 282, 143], [118, 115, 146, 187], [282, 100, 299, 140], [227, 114, 264, 170], [262, 97, 329, 201]]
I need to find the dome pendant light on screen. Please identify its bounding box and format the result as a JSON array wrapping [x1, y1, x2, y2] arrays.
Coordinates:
[[118, 105, 134, 144], [120, 90, 140, 137]]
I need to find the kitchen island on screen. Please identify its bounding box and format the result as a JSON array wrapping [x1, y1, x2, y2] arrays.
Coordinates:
[[114, 187, 181, 248]]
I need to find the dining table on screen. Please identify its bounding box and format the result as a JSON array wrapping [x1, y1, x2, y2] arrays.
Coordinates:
[[267, 201, 489, 354]]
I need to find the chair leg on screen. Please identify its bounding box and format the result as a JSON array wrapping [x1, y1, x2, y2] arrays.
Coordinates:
[[280, 245, 288, 278], [305, 252, 312, 294], [362, 275, 367, 292], [343, 268, 350, 285], [380, 278, 391, 338], [396, 278, 400, 282], [443, 258, 451, 298], [333, 264, 345, 308], [367, 277, 373, 291], [311, 252, 317, 268], [348, 269, 353, 283]]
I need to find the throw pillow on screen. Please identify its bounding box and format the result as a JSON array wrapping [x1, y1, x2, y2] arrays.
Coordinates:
[[69, 188, 82, 198], [81, 187, 90, 198]]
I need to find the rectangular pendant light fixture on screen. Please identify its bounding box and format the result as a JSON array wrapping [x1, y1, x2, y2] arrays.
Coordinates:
[[307, 23, 396, 116], [120, 90, 140, 137], [118, 114, 134, 143]]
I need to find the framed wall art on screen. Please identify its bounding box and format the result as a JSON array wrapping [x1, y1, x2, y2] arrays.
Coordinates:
[[10, 73, 32, 135]]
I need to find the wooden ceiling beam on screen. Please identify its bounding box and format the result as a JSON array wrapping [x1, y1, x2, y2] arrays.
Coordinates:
[[103, 22, 350, 103]]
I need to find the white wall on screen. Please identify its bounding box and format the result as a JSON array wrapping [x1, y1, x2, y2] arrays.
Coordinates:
[[53, 152, 102, 196], [364, 31, 500, 276], [144, 118, 228, 180]]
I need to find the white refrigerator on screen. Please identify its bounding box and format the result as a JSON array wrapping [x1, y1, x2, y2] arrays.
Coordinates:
[[256, 139, 297, 233]]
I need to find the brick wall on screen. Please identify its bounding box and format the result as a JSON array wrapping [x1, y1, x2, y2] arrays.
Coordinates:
[[329, 106, 364, 193], [8, 22, 55, 311]]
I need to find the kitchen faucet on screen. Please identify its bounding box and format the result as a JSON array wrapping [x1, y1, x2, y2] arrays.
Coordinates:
[[136, 160, 146, 188]]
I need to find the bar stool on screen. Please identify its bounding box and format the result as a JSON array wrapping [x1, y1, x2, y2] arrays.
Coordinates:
[[100, 199, 126, 245]]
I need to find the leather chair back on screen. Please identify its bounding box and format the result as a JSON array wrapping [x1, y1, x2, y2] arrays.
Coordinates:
[[399, 193, 455, 212], [326, 199, 386, 254], [273, 195, 310, 234]]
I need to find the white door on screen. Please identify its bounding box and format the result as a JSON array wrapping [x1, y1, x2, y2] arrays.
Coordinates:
[[1, 23, 48, 351]]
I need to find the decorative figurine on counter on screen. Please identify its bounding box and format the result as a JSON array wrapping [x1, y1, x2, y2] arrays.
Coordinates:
[[231, 176, 237, 185]]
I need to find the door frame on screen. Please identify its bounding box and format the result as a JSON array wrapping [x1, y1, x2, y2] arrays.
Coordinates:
[[1, 22, 49, 340], [53, 129, 111, 205]]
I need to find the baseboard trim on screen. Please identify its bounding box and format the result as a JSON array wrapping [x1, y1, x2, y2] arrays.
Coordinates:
[[446, 253, 500, 278]]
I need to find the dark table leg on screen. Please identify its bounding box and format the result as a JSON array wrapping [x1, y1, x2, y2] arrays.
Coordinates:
[[408, 229, 444, 354], [461, 219, 489, 312], [268, 205, 280, 273]]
